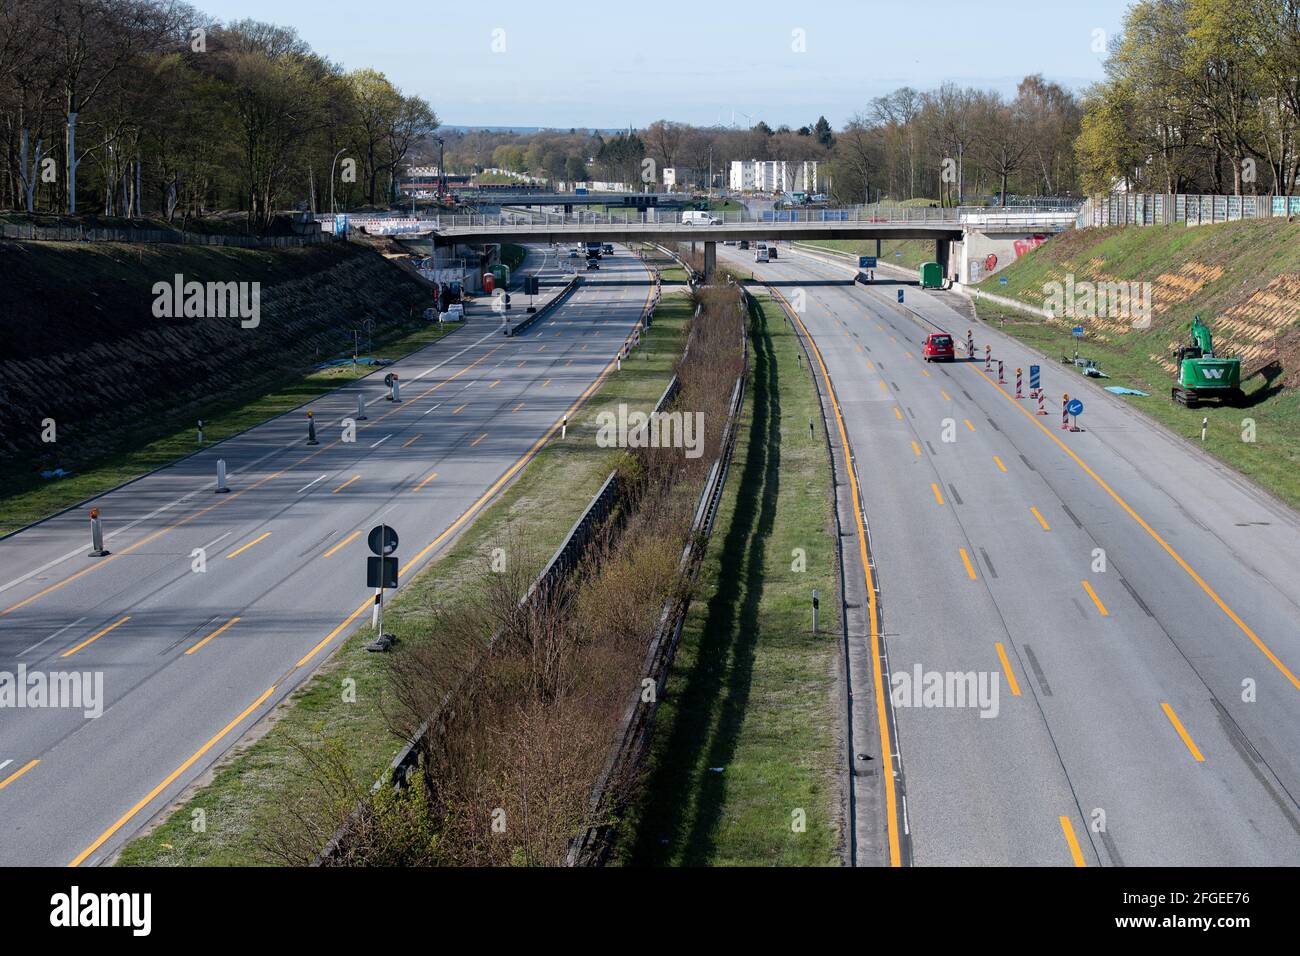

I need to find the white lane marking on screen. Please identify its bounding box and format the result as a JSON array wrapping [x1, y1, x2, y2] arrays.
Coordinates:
[[411, 328, 500, 384], [370, 435, 392, 448], [20, 617, 86, 658], [200, 531, 233, 552], [462, 381, 474, 389], [297, 474, 328, 493], [0, 760, 11, 773], [422, 403, 442, 416]]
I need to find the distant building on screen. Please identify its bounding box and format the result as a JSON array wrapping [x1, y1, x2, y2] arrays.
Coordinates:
[[729, 159, 819, 193], [663, 167, 693, 189]]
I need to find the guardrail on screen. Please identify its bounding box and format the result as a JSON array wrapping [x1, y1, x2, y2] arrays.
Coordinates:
[[566, 292, 750, 867], [503, 274, 581, 336]]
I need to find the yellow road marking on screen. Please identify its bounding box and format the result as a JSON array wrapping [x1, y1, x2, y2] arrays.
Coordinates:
[[512, 402, 525, 412], [69, 684, 278, 866], [323, 529, 361, 557], [893, 407, 902, 420], [1031, 507, 1051, 531], [921, 368, 930, 377], [295, 597, 372, 669], [226, 531, 271, 559], [401, 434, 421, 449], [471, 432, 487, 447], [1082, 579, 1109, 616], [333, 474, 361, 493], [960, 548, 977, 580], [1059, 816, 1087, 866], [453, 403, 467, 415], [772, 286, 901, 866], [878, 381, 887, 392], [538, 345, 547, 352], [414, 471, 439, 492], [1161, 702, 1206, 762], [0, 759, 39, 791], [61, 616, 130, 658], [490, 379, 501, 388], [542, 379, 551, 388], [993, 455, 1007, 473], [968, 363, 1299, 691], [995, 643, 1022, 696], [911, 440, 921, 457], [867, 360, 874, 370], [940, 389, 951, 401], [931, 483, 944, 505], [186, 616, 240, 656], [963, 418, 975, 432]]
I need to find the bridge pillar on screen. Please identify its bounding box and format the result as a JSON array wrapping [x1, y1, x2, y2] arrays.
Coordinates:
[[935, 239, 951, 279], [703, 241, 716, 280], [564, 204, 573, 214], [876, 238, 882, 257]]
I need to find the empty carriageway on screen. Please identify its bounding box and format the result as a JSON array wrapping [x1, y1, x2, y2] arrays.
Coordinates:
[[0, 245, 653, 866], [719, 242, 1300, 866]]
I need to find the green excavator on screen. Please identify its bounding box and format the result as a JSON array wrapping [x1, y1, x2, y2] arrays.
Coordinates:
[[1171, 315, 1243, 407]]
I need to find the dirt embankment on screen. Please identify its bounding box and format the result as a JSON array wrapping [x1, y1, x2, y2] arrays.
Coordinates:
[[0, 239, 433, 468]]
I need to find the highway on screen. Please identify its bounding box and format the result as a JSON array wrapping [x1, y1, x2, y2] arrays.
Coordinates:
[[0, 244, 650, 865], [718, 243, 1300, 865]]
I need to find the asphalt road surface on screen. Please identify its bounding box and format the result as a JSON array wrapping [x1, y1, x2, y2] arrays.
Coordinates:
[[720, 242, 1300, 866], [0, 244, 649, 865]]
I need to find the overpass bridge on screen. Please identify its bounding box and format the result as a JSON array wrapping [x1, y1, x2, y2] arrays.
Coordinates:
[[465, 190, 694, 209], [400, 205, 1080, 280]]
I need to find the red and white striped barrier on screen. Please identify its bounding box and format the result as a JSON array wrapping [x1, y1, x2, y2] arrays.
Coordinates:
[[984, 345, 991, 370], [998, 361, 1006, 384], [1037, 389, 1048, 415], [1015, 367, 1024, 399], [1061, 394, 1070, 430]]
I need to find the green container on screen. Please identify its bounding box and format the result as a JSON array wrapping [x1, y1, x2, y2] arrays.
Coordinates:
[[919, 261, 943, 289], [490, 264, 510, 287]]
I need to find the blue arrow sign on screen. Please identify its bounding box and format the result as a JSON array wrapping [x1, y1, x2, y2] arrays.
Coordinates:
[[897, 289, 905, 304], [1072, 325, 1085, 338], [858, 255, 878, 269], [999, 276, 1008, 285], [1067, 398, 1084, 416]]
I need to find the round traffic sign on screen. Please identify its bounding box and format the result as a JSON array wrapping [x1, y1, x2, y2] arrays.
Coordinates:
[[368, 524, 399, 556], [1067, 399, 1085, 416]]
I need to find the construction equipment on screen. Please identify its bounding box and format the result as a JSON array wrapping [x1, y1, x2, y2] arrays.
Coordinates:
[[1171, 315, 1243, 407]]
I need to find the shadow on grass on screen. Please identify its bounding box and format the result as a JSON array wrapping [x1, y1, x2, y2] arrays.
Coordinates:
[[625, 294, 781, 866]]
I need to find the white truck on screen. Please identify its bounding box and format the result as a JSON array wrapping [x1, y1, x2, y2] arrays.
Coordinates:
[[681, 210, 720, 225], [755, 247, 770, 263]]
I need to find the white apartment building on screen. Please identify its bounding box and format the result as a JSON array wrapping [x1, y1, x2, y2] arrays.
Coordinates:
[[729, 159, 819, 194]]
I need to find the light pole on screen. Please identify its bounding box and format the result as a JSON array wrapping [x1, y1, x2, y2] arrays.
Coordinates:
[[436, 137, 445, 201], [330, 148, 348, 215]]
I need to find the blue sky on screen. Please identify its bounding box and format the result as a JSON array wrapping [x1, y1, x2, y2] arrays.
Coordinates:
[[199, 0, 1133, 128]]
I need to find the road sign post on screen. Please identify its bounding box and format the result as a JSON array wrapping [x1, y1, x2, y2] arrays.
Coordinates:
[[897, 289, 905, 304], [365, 524, 399, 651], [1067, 397, 1085, 432]]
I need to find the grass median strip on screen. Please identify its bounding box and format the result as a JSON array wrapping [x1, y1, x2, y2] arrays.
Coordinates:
[[615, 290, 841, 867], [114, 297, 690, 867]]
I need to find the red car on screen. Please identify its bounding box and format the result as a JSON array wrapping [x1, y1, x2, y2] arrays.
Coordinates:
[[922, 332, 955, 362]]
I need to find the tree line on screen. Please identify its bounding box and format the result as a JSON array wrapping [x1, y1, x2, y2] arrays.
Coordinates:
[[1077, 0, 1300, 196], [0, 0, 437, 231]]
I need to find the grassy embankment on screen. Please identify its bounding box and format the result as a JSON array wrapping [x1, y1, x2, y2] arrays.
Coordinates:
[[970, 218, 1300, 508], [616, 287, 842, 866], [115, 295, 692, 866]]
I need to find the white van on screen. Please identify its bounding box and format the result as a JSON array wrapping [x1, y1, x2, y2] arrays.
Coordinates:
[[681, 211, 720, 226], [755, 247, 770, 263]]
